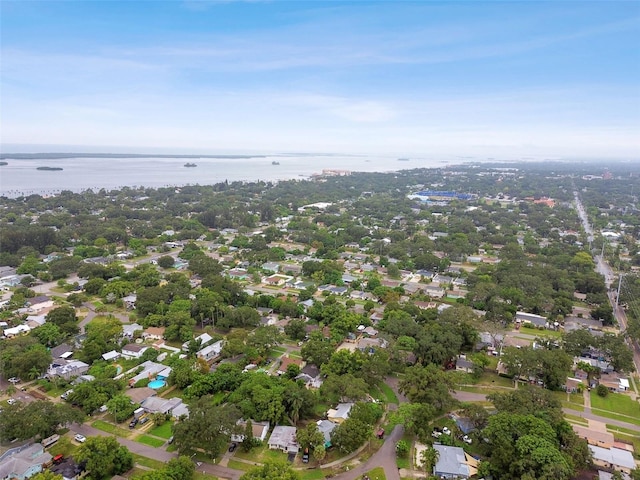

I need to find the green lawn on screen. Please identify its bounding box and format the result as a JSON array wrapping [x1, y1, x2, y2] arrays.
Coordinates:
[[520, 325, 562, 339], [48, 437, 78, 457], [552, 390, 584, 411], [227, 460, 255, 472], [136, 435, 166, 447], [91, 420, 131, 438], [564, 414, 588, 425], [379, 383, 399, 404], [149, 422, 173, 439], [234, 444, 288, 464], [364, 467, 386, 480], [300, 470, 326, 480], [193, 473, 219, 480], [476, 372, 514, 389], [132, 454, 166, 470], [396, 456, 411, 469], [590, 392, 640, 426]]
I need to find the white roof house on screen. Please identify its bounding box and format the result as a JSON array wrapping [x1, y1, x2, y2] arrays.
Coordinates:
[[182, 332, 213, 352], [3, 324, 31, 337], [268, 426, 299, 453], [327, 403, 354, 424], [433, 445, 478, 479], [196, 340, 223, 362], [102, 350, 120, 361], [589, 445, 636, 473], [0, 443, 52, 480]]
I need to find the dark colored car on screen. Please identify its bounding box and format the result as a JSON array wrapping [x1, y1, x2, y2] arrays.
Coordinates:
[[228, 442, 237, 452], [302, 448, 309, 463], [129, 418, 138, 428]]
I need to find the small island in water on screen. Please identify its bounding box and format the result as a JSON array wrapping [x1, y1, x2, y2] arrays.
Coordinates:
[[272, 160, 280, 165], [0, 162, 7, 166], [398, 158, 410, 162], [184, 163, 197, 167], [36, 166, 63, 171]]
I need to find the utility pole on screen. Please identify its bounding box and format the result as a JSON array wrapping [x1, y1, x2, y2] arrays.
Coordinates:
[[616, 273, 623, 308]]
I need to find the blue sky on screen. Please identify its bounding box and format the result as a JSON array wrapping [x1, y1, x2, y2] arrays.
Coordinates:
[[1, 1, 639, 157]]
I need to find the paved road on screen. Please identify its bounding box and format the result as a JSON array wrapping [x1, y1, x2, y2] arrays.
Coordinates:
[[330, 425, 404, 480], [70, 424, 242, 480]]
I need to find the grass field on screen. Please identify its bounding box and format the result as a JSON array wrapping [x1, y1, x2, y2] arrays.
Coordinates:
[[590, 392, 640, 426], [227, 460, 255, 472], [136, 435, 166, 447], [132, 454, 165, 470], [234, 444, 288, 464], [91, 420, 131, 438], [364, 466, 386, 480], [379, 383, 399, 404], [47, 437, 78, 457], [520, 325, 562, 339], [300, 469, 326, 480], [149, 422, 173, 439], [193, 473, 219, 480], [564, 414, 588, 425]]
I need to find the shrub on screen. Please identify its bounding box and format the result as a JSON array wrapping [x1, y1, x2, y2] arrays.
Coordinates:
[[596, 384, 609, 397]]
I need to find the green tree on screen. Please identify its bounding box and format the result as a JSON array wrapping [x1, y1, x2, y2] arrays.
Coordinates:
[[74, 436, 134, 480], [399, 364, 456, 411], [240, 461, 300, 480], [330, 417, 372, 454], [295, 422, 325, 451], [172, 398, 241, 459], [30, 472, 63, 480], [395, 440, 410, 458], [107, 394, 138, 423], [420, 446, 439, 474], [157, 255, 175, 269], [46, 306, 79, 336]]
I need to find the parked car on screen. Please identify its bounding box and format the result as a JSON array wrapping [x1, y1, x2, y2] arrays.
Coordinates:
[[98, 405, 108, 413], [168, 436, 174, 444], [61, 389, 74, 400], [302, 448, 309, 463], [228, 442, 237, 452], [432, 430, 442, 438], [8, 377, 20, 384], [7, 399, 17, 405], [129, 418, 138, 429], [74, 434, 86, 443], [442, 427, 451, 435], [462, 435, 473, 444]]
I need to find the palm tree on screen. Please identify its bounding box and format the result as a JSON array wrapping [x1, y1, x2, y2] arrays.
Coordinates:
[[284, 388, 304, 425], [420, 447, 439, 475], [28, 366, 41, 381]]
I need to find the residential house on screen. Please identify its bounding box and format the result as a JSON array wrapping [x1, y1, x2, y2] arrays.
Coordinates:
[[141, 396, 185, 416], [0, 443, 52, 480], [589, 445, 636, 474], [3, 324, 31, 338], [121, 344, 149, 359], [261, 262, 280, 273], [327, 403, 353, 424], [231, 420, 270, 443], [227, 268, 249, 280], [26, 296, 54, 313], [47, 360, 90, 381], [562, 377, 584, 394], [122, 294, 137, 310], [572, 423, 615, 449], [25, 314, 47, 329], [196, 340, 223, 363], [125, 387, 157, 405], [142, 327, 165, 341], [122, 323, 143, 339], [357, 337, 387, 353], [267, 426, 299, 453], [50, 343, 74, 360], [182, 332, 214, 352], [455, 356, 475, 374], [102, 350, 120, 362], [128, 361, 172, 386], [277, 356, 305, 375], [295, 364, 323, 389], [423, 285, 446, 298], [516, 311, 548, 328], [264, 274, 286, 286], [316, 420, 338, 448], [432, 445, 478, 479]]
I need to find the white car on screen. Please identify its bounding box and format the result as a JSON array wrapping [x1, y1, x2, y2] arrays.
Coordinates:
[[74, 434, 86, 443], [432, 430, 442, 438], [7, 398, 17, 405], [463, 435, 473, 444], [442, 427, 451, 435]]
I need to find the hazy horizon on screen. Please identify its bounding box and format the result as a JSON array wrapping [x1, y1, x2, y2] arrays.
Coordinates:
[[2, 2, 639, 158]]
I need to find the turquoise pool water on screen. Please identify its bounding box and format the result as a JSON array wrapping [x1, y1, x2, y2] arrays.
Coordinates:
[[148, 379, 166, 389]]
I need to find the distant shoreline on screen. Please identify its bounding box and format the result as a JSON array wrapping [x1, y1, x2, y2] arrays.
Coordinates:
[[0, 153, 269, 160]]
